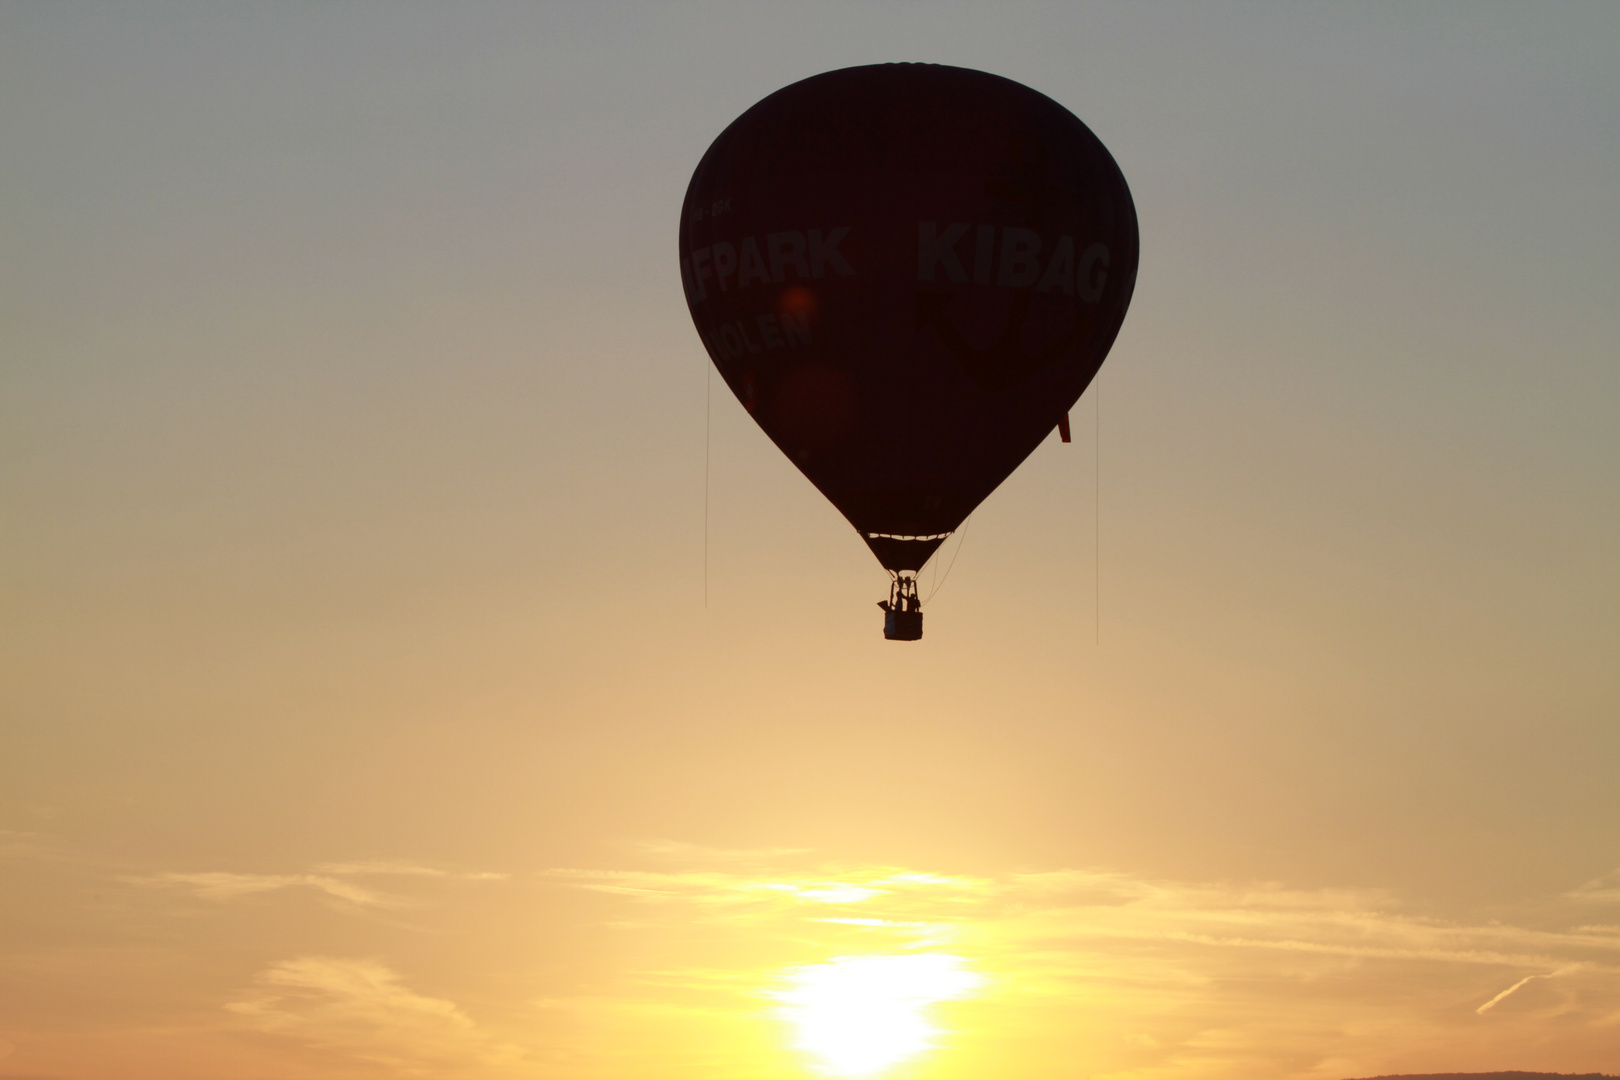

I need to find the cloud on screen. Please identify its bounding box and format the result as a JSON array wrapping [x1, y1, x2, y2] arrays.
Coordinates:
[[636, 840, 815, 864], [311, 860, 510, 881], [128, 872, 405, 908], [547, 849, 1620, 1079], [551, 858, 1620, 974], [226, 957, 517, 1075], [313, 861, 452, 877], [547, 864, 989, 915], [1568, 868, 1620, 906], [1477, 972, 1551, 1013], [126, 861, 509, 909]]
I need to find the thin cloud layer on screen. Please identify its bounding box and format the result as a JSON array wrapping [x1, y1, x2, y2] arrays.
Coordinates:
[[313, 860, 511, 881], [131, 871, 404, 907], [227, 956, 520, 1075], [1570, 870, 1620, 907], [548, 852, 1620, 1080], [10, 841, 1619, 1079], [552, 858, 1620, 971], [126, 861, 510, 909]]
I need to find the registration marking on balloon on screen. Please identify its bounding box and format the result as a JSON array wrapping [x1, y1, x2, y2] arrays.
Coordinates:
[[682, 226, 856, 300], [771, 953, 985, 1078], [918, 221, 1109, 301]]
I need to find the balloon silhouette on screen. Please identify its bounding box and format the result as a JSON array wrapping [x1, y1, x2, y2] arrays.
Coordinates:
[[680, 64, 1138, 639]]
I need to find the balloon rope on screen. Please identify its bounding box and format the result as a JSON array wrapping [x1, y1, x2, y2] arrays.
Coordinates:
[[704, 361, 711, 610], [1095, 380, 1100, 646], [921, 515, 971, 606]]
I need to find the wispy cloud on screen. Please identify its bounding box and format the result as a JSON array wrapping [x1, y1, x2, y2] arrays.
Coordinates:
[[551, 858, 1620, 972], [24, 841, 1620, 1079], [128, 871, 406, 908], [547, 849, 1620, 1079], [227, 957, 520, 1075], [1568, 868, 1620, 906], [311, 860, 510, 881], [126, 861, 510, 909], [548, 864, 987, 915], [637, 840, 815, 864], [1476, 972, 1552, 1013]]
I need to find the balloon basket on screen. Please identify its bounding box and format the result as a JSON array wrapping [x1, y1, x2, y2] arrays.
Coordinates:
[[880, 575, 924, 641]]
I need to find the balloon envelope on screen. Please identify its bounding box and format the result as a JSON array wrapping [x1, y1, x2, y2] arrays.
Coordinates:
[[680, 63, 1138, 572]]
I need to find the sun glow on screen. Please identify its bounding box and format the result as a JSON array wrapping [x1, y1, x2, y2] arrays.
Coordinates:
[[772, 954, 983, 1078]]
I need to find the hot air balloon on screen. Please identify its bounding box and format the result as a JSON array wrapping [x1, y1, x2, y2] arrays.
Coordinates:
[[680, 64, 1137, 640]]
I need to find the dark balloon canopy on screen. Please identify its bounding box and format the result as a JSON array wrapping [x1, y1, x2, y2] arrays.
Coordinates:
[[680, 63, 1138, 637]]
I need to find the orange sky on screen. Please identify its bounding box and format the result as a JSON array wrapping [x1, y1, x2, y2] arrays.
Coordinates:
[[3, 3, 1618, 1078]]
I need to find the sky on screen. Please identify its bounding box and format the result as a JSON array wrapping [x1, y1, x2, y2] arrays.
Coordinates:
[[2, 2, 1618, 1078]]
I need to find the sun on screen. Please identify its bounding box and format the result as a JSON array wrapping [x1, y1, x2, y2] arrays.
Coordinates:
[[772, 954, 983, 1078]]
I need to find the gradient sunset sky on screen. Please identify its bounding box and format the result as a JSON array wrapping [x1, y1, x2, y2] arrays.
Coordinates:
[[3, 3, 1618, 1079]]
